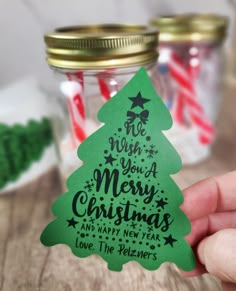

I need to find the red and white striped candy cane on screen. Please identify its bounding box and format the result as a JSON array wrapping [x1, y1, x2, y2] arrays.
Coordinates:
[[168, 52, 215, 145], [72, 72, 86, 122], [60, 72, 86, 145], [97, 70, 119, 102]]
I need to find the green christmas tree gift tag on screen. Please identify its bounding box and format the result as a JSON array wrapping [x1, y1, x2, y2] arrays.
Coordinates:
[[40, 68, 196, 272]]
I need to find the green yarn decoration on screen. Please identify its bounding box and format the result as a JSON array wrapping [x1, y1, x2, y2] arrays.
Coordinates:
[[0, 117, 53, 190]]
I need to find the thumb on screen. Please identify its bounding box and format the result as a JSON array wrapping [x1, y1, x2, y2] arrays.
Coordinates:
[[197, 229, 236, 283]]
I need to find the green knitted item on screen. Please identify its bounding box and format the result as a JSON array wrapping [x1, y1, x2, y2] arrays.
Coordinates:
[[0, 118, 53, 190]]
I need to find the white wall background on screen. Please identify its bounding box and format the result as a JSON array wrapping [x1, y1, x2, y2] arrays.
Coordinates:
[[0, 0, 234, 88]]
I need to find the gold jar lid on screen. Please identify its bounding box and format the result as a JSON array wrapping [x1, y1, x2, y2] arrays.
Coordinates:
[[150, 14, 228, 42], [44, 24, 158, 70]]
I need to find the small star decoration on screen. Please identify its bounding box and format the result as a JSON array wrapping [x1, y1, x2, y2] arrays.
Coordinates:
[[67, 218, 78, 228], [89, 217, 95, 224], [129, 92, 150, 109], [130, 222, 137, 229], [104, 154, 116, 165], [148, 226, 154, 232], [156, 198, 168, 209], [163, 234, 177, 247]]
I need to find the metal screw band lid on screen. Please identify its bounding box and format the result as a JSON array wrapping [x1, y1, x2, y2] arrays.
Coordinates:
[[44, 24, 159, 69], [150, 14, 228, 43]]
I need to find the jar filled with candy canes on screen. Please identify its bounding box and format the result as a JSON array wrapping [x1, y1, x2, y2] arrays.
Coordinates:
[[150, 14, 228, 165], [43, 24, 161, 183]]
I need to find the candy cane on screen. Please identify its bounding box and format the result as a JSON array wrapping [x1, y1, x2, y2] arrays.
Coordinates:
[[168, 52, 215, 145], [72, 72, 86, 121], [60, 73, 86, 144], [97, 70, 119, 102]]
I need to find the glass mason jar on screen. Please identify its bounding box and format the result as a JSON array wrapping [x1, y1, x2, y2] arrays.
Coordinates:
[[150, 14, 228, 165], [44, 25, 161, 185]]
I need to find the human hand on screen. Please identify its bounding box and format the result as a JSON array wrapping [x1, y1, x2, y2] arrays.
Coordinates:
[[181, 171, 236, 291]]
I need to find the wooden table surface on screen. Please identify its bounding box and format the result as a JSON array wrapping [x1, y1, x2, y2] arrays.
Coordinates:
[[0, 86, 235, 291]]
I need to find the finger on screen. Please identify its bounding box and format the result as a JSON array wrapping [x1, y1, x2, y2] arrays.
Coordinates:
[[186, 211, 236, 246], [181, 259, 207, 277], [222, 282, 236, 291], [197, 229, 236, 283], [182, 171, 236, 220], [185, 216, 208, 246]]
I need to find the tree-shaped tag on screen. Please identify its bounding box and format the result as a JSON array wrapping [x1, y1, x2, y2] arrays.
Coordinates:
[[40, 68, 196, 272]]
